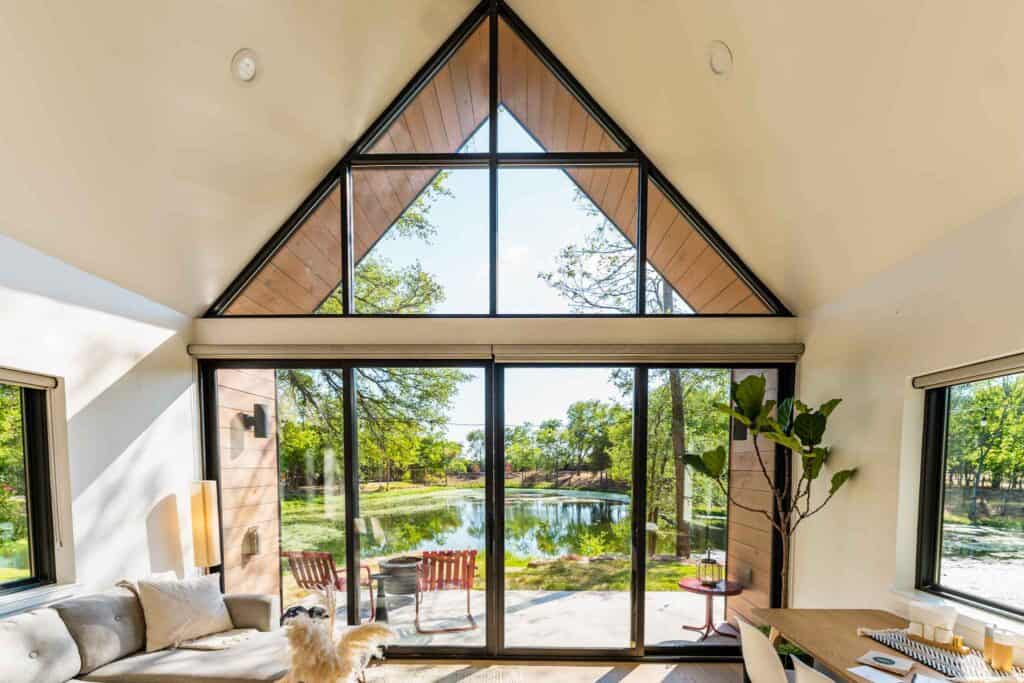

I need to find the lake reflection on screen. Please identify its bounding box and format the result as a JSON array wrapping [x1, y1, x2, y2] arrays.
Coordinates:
[[349, 488, 723, 560]]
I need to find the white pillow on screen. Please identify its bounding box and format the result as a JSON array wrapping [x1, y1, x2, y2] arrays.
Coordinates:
[[137, 574, 234, 652]]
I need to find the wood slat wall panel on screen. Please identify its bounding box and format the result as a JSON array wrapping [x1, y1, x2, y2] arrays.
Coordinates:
[[223, 520, 279, 572], [726, 368, 778, 623], [224, 18, 771, 316], [221, 467, 277, 491], [224, 554, 280, 596], [222, 484, 278, 511], [226, 187, 341, 315], [217, 368, 280, 598]]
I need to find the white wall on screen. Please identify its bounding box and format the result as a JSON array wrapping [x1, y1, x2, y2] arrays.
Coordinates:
[[0, 235, 199, 595], [792, 194, 1024, 627]]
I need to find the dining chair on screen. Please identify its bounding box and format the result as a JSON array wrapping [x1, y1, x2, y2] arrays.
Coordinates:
[[791, 654, 835, 683], [737, 618, 794, 683]]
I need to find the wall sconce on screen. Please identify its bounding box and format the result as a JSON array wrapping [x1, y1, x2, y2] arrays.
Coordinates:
[[191, 480, 221, 569], [240, 403, 269, 438], [242, 526, 261, 558]]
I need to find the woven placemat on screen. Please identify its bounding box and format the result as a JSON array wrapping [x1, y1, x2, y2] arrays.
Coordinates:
[[859, 628, 1024, 683]]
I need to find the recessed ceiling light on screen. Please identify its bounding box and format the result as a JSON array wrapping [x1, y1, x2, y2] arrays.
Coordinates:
[[708, 40, 733, 77], [231, 48, 259, 83]]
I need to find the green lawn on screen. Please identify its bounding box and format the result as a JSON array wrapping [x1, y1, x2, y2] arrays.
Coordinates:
[[502, 556, 697, 591], [0, 566, 29, 582]]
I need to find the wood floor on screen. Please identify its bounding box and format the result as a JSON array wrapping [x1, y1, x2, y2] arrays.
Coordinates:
[[365, 660, 741, 683]]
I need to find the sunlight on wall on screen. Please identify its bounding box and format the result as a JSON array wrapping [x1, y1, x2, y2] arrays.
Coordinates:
[[0, 235, 198, 590]]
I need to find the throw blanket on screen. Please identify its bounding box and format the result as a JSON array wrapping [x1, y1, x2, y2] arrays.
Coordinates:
[[178, 628, 259, 651]]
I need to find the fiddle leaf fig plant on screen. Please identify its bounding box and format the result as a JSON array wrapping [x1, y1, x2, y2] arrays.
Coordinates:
[[684, 374, 857, 607]]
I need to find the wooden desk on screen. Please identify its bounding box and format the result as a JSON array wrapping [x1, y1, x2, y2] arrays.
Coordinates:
[[751, 609, 948, 683]]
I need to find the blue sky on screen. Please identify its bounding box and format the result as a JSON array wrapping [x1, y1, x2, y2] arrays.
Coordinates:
[[444, 366, 628, 452], [362, 108, 632, 314]]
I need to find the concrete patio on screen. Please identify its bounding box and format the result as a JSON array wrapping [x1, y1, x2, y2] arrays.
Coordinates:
[[300, 589, 733, 648]]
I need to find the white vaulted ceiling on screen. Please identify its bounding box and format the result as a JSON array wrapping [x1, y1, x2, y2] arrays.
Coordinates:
[[1, 0, 1022, 317]]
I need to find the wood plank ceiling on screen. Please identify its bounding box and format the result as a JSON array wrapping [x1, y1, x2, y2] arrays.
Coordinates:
[[225, 19, 768, 315]]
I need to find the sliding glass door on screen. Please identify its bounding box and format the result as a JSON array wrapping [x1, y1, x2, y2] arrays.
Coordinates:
[[643, 368, 732, 646], [501, 366, 634, 650], [205, 360, 790, 658], [352, 365, 488, 647]]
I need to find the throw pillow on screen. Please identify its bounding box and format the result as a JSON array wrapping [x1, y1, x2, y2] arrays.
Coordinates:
[[136, 574, 234, 652]]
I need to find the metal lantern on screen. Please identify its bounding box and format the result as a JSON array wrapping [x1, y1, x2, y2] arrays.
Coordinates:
[[697, 546, 724, 586]]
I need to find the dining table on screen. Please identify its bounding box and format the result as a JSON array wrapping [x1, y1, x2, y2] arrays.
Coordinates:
[[751, 608, 950, 683]]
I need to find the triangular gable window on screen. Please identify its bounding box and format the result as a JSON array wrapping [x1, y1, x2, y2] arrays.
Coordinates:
[[210, 1, 786, 317]]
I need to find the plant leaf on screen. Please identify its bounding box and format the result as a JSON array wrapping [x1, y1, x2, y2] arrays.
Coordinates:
[[802, 451, 825, 479], [717, 404, 751, 427], [793, 412, 827, 447], [829, 468, 857, 495], [818, 398, 842, 417], [763, 431, 803, 453], [683, 453, 711, 477], [777, 397, 794, 433], [733, 375, 767, 422], [701, 446, 728, 478], [794, 400, 811, 414]]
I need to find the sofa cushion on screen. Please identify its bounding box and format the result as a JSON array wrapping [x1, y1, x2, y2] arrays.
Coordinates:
[[80, 629, 288, 683], [0, 608, 83, 683], [54, 587, 146, 673], [223, 594, 279, 633]]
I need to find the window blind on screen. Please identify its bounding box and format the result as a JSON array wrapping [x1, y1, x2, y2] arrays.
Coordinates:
[[912, 352, 1024, 390], [188, 343, 804, 364], [0, 367, 58, 390]]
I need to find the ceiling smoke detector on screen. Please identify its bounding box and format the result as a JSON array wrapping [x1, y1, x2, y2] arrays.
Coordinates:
[[708, 40, 733, 77], [231, 48, 259, 83]]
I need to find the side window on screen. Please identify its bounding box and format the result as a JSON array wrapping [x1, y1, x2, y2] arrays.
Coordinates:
[[0, 382, 55, 593], [918, 371, 1024, 614]]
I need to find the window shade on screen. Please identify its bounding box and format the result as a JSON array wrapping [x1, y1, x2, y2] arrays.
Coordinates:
[[0, 367, 58, 390], [912, 352, 1024, 390], [492, 344, 803, 364], [186, 344, 493, 360]]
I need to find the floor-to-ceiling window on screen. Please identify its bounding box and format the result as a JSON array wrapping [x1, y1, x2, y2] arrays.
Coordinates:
[[643, 368, 732, 646], [204, 360, 792, 658], [501, 366, 633, 649], [353, 365, 488, 647]]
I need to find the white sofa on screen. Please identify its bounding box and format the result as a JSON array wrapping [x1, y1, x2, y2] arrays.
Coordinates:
[[0, 587, 287, 683]]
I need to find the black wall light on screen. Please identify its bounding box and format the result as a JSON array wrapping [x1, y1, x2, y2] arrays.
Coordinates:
[[240, 403, 269, 438]]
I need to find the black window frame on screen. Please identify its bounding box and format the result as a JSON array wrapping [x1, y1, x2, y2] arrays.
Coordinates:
[[916, 383, 1024, 621], [199, 357, 795, 662], [0, 385, 56, 596], [204, 0, 789, 320]]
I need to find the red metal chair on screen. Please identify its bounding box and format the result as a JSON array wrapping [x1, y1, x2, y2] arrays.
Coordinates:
[[282, 550, 375, 620], [415, 549, 478, 633]]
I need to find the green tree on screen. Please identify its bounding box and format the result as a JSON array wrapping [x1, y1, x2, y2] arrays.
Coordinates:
[[0, 385, 28, 546], [947, 374, 1024, 519], [539, 190, 726, 557], [277, 171, 474, 494], [505, 424, 541, 472]]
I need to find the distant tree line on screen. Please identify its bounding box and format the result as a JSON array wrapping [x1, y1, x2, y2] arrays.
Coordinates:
[[946, 373, 1024, 521]]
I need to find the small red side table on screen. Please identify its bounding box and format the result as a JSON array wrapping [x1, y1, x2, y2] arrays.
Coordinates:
[[678, 577, 744, 641]]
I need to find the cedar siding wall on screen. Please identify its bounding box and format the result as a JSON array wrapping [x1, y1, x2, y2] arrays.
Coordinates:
[[725, 368, 777, 623], [217, 368, 280, 597]]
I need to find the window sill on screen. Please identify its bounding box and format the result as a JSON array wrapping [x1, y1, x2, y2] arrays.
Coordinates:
[[890, 588, 1024, 656], [0, 582, 81, 617]]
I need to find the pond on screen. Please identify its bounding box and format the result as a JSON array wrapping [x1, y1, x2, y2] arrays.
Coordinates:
[[283, 487, 726, 562]]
